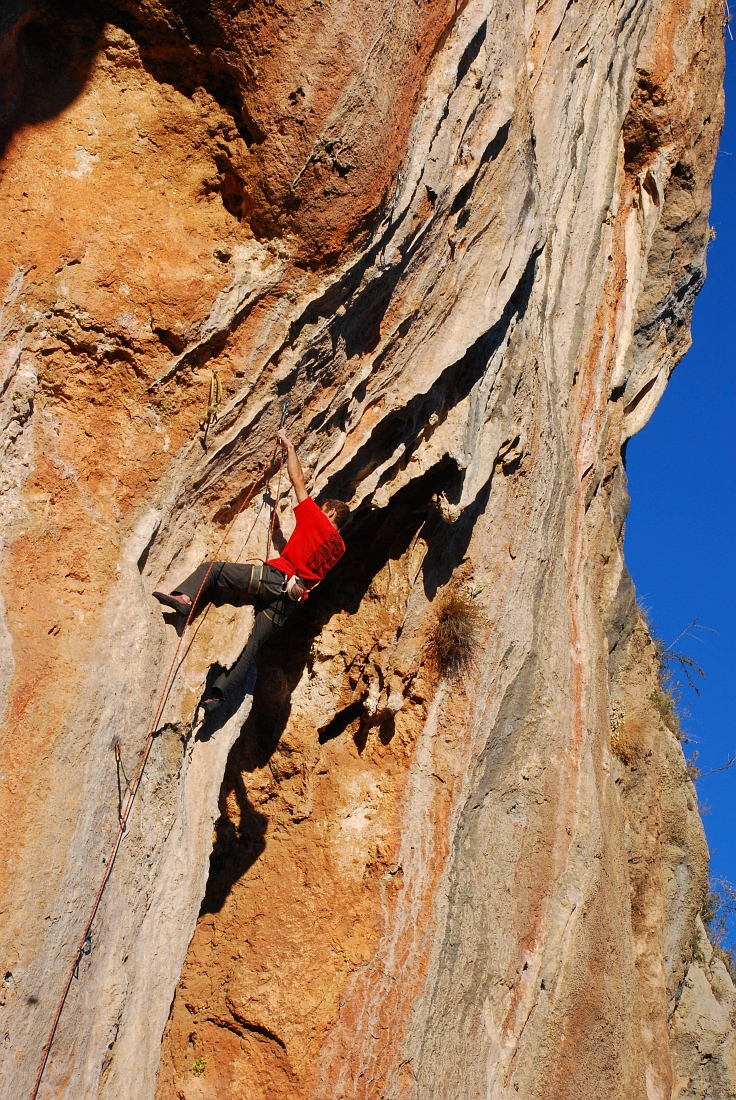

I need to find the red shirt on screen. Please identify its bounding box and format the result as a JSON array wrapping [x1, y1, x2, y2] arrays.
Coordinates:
[[267, 497, 345, 589]]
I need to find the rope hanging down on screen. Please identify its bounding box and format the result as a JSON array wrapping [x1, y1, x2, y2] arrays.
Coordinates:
[[31, 416, 288, 1100]]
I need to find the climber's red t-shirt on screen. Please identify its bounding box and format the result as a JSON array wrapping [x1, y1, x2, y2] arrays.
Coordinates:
[[267, 497, 345, 589]]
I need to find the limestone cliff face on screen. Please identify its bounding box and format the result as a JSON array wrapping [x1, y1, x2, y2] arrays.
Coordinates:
[[0, 2, 729, 1098]]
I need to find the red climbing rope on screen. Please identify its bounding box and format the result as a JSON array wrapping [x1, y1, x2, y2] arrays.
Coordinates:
[[30, 440, 283, 1100]]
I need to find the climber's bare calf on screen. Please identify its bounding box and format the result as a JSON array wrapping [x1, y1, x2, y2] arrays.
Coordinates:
[[152, 430, 349, 713]]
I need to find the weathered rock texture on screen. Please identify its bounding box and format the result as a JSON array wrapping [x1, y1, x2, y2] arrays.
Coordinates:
[[0, 1, 731, 1098]]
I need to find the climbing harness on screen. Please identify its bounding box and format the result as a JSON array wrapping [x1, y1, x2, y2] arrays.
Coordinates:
[[30, 403, 290, 1100], [200, 369, 223, 451], [285, 574, 307, 602]]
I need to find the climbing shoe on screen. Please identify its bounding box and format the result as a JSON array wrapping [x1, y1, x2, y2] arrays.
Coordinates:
[[202, 693, 222, 715], [153, 591, 192, 616]]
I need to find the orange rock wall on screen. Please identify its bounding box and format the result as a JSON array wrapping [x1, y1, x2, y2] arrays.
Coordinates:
[[0, 1, 729, 1098]]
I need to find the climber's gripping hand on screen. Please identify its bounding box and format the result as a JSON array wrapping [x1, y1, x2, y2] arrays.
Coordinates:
[[277, 429, 308, 503]]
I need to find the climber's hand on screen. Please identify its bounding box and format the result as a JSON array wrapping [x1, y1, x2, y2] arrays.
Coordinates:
[[277, 430, 308, 502]]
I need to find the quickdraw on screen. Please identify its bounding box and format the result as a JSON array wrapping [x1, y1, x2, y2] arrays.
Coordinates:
[[200, 369, 223, 451]]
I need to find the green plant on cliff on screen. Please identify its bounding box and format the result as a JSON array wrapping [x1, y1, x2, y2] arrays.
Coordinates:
[[636, 613, 736, 785], [701, 876, 736, 981], [638, 610, 712, 742], [649, 686, 684, 739], [424, 587, 482, 680], [190, 1056, 207, 1077]]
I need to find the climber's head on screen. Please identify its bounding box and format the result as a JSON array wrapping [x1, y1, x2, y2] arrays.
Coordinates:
[[321, 499, 350, 531]]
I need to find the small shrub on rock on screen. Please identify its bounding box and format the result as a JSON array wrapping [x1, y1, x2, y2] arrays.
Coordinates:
[[701, 878, 736, 981], [424, 589, 481, 680], [190, 1056, 207, 1077], [650, 687, 683, 740], [610, 713, 647, 764]]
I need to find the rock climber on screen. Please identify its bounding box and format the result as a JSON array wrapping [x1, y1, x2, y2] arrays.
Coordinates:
[[153, 429, 349, 713]]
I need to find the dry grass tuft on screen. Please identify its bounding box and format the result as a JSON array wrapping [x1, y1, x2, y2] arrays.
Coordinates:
[[610, 711, 647, 764], [424, 589, 482, 680]]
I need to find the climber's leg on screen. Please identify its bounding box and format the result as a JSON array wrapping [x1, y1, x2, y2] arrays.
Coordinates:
[[155, 561, 263, 616], [152, 590, 192, 615], [209, 597, 293, 706]]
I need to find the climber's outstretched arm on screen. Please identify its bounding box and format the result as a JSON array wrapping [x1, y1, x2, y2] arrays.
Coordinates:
[[277, 429, 309, 503]]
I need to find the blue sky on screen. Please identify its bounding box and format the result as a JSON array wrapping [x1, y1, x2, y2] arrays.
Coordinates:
[[625, 42, 735, 908]]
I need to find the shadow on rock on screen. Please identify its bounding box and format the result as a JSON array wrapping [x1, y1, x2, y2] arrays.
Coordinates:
[[194, 662, 256, 744], [198, 460, 481, 911], [197, 662, 264, 916], [0, 3, 105, 158], [199, 774, 267, 915]]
